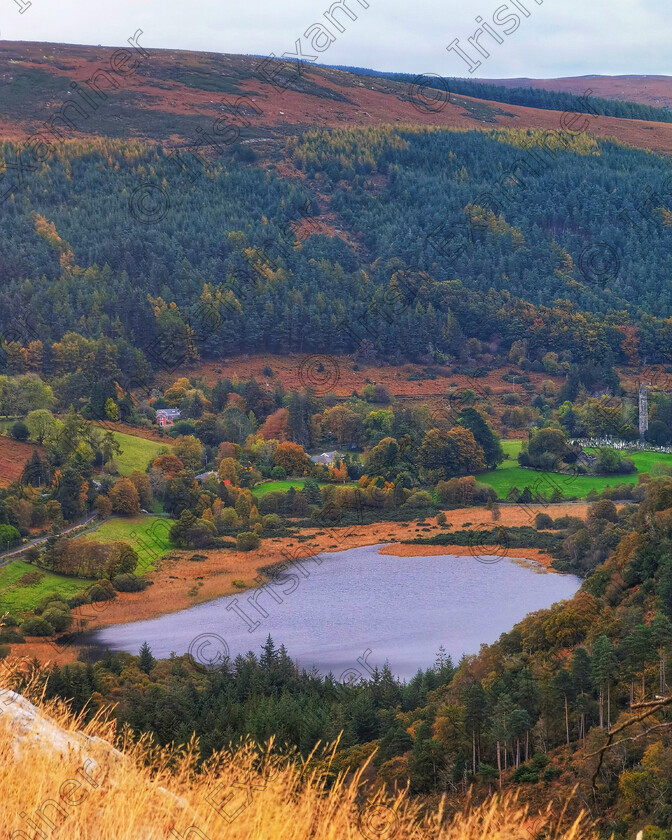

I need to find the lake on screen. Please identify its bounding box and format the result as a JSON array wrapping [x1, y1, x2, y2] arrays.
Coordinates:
[[90, 545, 582, 681]]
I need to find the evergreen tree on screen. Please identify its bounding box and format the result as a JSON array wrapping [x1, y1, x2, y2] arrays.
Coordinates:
[[651, 613, 672, 696], [464, 681, 487, 774], [458, 407, 504, 469], [623, 624, 654, 704], [139, 641, 156, 675], [260, 635, 279, 670], [571, 649, 592, 744], [376, 725, 413, 766], [591, 635, 618, 729], [408, 720, 446, 793]]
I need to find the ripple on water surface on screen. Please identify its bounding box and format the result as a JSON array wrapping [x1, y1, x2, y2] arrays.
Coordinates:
[[91, 544, 582, 680]]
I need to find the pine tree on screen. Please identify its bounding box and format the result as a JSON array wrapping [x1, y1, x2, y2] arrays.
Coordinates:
[[408, 720, 446, 793], [260, 634, 278, 670], [458, 406, 504, 469], [434, 645, 453, 683], [591, 635, 618, 729], [139, 641, 156, 674], [572, 648, 592, 743], [651, 613, 672, 696], [624, 624, 654, 703], [464, 681, 487, 773], [553, 669, 574, 747], [509, 708, 531, 767]]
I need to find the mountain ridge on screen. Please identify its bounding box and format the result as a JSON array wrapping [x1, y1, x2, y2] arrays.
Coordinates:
[[3, 40, 672, 154]]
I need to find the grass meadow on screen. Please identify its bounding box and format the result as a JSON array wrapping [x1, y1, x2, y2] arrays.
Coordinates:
[[479, 439, 672, 499]]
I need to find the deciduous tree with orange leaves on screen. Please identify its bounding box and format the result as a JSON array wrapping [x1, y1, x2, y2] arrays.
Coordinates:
[[273, 441, 311, 476], [109, 477, 141, 515]]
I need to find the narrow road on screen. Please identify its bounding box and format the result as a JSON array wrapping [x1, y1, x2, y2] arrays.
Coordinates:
[[0, 513, 99, 568]]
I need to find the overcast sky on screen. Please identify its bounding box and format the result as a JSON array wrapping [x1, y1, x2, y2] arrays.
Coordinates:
[[2, 0, 669, 79]]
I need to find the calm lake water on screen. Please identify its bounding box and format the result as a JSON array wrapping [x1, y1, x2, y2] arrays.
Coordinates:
[[91, 545, 581, 681]]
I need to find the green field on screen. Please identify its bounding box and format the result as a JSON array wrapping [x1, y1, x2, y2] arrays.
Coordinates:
[[251, 479, 313, 497], [251, 479, 356, 497], [0, 516, 174, 615], [478, 440, 672, 500], [110, 432, 168, 475], [0, 559, 88, 614], [83, 515, 174, 573]]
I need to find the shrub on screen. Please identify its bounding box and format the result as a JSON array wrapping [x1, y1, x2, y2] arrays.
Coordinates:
[[1, 615, 19, 628], [534, 513, 554, 530], [35, 594, 69, 614], [262, 513, 283, 532], [530, 752, 549, 770], [10, 421, 29, 441], [650, 462, 672, 478], [596, 447, 637, 475], [88, 580, 117, 602], [188, 553, 208, 562], [553, 515, 584, 531], [42, 608, 73, 633], [21, 617, 55, 636], [236, 531, 260, 551], [511, 765, 539, 783], [259, 492, 286, 514], [271, 465, 287, 479], [112, 573, 149, 592], [68, 592, 91, 608], [436, 511, 447, 526], [0, 629, 24, 643], [404, 490, 434, 508], [23, 546, 40, 563], [232, 579, 246, 588]]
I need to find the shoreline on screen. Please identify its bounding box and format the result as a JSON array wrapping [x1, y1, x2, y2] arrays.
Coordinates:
[[16, 505, 589, 664], [378, 542, 558, 570]]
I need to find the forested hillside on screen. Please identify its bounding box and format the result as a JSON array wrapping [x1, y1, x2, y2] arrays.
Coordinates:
[[27, 474, 672, 838], [4, 38, 672, 840], [480, 74, 672, 110], [2, 126, 672, 375], [333, 67, 672, 124]]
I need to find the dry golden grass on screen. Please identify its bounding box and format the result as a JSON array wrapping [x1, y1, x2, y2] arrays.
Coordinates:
[[0, 657, 598, 840]]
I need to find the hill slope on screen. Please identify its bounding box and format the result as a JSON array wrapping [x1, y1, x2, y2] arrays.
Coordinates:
[[3, 41, 672, 154], [0, 669, 596, 840], [481, 74, 672, 109]]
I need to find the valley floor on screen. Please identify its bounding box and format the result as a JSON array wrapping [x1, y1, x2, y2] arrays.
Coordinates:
[[17, 503, 591, 664]]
